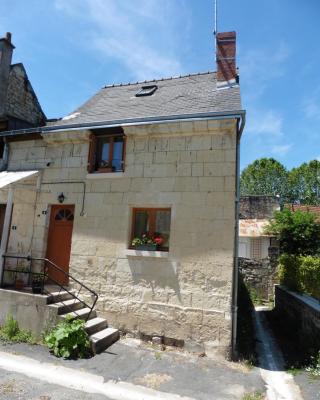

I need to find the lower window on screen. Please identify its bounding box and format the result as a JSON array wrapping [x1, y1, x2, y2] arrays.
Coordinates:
[[131, 208, 171, 252]]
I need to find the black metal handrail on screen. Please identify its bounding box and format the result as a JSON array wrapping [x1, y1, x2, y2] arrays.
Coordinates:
[[1, 254, 98, 321]]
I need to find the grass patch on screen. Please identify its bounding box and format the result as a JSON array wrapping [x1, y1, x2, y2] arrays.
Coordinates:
[[0, 314, 37, 344], [134, 373, 172, 390], [287, 366, 302, 376], [242, 392, 264, 400]]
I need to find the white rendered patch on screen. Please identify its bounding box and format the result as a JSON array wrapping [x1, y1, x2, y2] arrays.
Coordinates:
[[62, 112, 81, 120]]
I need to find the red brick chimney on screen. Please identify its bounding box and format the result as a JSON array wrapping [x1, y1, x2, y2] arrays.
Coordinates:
[[216, 31, 238, 87]]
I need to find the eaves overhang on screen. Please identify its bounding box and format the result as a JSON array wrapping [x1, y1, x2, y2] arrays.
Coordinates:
[[0, 109, 246, 138]]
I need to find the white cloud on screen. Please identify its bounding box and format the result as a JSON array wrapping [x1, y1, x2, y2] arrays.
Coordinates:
[[271, 144, 292, 156], [303, 88, 320, 120], [54, 0, 187, 80], [239, 42, 289, 101], [246, 109, 283, 136]]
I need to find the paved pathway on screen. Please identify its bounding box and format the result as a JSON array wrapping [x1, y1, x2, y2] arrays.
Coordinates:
[[254, 306, 304, 400], [0, 339, 265, 400]]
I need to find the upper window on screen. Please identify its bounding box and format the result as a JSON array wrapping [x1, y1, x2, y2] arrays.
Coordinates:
[[88, 129, 125, 173], [251, 238, 262, 259], [131, 208, 171, 252], [135, 85, 158, 97]]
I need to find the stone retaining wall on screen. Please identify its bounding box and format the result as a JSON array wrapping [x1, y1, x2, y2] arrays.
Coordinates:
[[274, 285, 320, 355], [239, 252, 278, 300], [0, 289, 57, 339]]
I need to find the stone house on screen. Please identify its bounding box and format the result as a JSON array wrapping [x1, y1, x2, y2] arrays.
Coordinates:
[[239, 195, 280, 300], [0, 31, 245, 357], [239, 195, 280, 259]]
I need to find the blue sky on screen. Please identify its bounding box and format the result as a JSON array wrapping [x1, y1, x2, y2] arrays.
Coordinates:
[[1, 0, 319, 169]]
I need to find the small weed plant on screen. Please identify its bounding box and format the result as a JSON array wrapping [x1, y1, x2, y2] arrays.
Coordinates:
[[242, 392, 264, 400], [45, 317, 90, 359], [306, 351, 320, 377], [247, 285, 263, 306], [0, 314, 36, 344]]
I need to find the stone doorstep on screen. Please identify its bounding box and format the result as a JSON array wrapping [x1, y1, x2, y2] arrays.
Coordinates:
[[0, 287, 120, 355]]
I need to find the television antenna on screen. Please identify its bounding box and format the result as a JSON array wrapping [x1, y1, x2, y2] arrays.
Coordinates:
[[213, 0, 218, 61]]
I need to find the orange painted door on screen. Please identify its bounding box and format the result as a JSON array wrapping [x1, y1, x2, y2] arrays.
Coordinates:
[[46, 205, 75, 285]]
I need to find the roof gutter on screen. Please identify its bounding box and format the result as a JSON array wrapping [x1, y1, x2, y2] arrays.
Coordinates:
[[231, 110, 246, 360], [0, 110, 246, 137]]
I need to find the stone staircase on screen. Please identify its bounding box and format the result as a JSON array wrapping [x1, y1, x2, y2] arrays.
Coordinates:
[[46, 290, 119, 354]]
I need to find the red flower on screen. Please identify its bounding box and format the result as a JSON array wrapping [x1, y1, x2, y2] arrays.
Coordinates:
[[154, 236, 163, 245]]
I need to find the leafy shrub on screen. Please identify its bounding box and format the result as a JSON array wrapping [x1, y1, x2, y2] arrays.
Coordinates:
[[306, 351, 320, 377], [45, 317, 90, 359], [278, 254, 302, 292], [278, 254, 320, 298], [0, 314, 36, 343], [265, 209, 320, 256]]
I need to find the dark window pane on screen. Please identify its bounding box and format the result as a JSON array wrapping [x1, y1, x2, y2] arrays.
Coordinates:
[[134, 211, 149, 238], [100, 141, 110, 167], [155, 210, 171, 247], [112, 137, 123, 171], [55, 208, 74, 221]]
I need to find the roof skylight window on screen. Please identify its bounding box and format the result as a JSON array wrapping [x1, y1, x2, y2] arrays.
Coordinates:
[[135, 85, 158, 97]]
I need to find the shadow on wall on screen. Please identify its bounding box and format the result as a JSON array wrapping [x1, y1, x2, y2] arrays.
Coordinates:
[[127, 258, 181, 302]]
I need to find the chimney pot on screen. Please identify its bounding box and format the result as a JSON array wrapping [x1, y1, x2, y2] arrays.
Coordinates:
[[216, 31, 237, 86], [5, 32, 12, 43]]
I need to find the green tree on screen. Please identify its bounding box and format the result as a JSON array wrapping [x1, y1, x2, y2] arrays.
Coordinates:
[[288, 160, 320, 205], [265, 208, 320, 256], [240, 158, 289, 199]]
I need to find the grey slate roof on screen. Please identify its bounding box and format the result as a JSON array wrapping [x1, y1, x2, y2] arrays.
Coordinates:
[[51, 71, 242, 129]]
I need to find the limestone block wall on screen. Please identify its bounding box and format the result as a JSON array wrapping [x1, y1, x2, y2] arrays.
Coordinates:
[[5, 119, 238, 355]]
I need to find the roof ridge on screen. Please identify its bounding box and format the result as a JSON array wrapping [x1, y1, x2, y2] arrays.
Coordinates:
[[103, 71, 216, 89]]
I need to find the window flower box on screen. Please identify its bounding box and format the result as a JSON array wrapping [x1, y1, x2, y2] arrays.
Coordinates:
[[134, 244, 157, 251]]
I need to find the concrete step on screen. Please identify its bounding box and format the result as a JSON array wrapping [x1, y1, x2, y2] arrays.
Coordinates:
[[53, 299, 84, 315], [90, 327, 120, 354], [58, 307, 97, 322], [84, 317, 108, 336], [46, 290, 73, 304]]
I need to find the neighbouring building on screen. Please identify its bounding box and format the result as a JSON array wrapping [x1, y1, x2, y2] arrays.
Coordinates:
[[0, 32, 46, 242], [0, 32, 46, 132], [0, 31, 245, 357], [286, 204, 320, 218], [239, 195, 280, 299], [239, 195, 280, 259]]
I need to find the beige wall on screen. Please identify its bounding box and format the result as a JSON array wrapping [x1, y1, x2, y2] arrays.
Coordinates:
[[3, 119, 237, 355]]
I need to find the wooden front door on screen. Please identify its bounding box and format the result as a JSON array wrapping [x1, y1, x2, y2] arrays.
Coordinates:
[[46, 205, 75, 285]]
